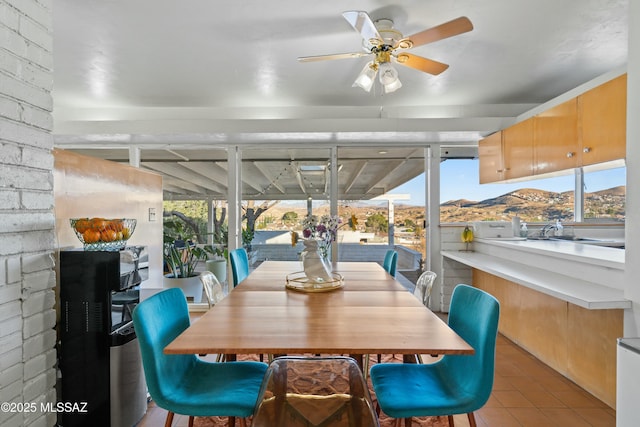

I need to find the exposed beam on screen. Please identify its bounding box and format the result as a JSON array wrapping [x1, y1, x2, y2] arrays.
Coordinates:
[[343, 160, 368, 194], [252, 161, 286, 194]]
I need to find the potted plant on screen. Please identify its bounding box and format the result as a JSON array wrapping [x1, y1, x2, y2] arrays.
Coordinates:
[[204, 244, 228, 284], [163, 240, 210, 303]]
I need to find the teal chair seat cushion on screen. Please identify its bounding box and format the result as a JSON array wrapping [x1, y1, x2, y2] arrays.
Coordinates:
[[370, 361, 477, 418], [159, 360, 268, 417]]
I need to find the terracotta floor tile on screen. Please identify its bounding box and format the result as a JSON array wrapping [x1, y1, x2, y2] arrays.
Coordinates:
[[493, 390, 535, 408], [519, 390, 566, 408], [540, 408, 597, 427], [508, 407, 556, 427], [576, 408, 616, 426], [536, 375, 583, 392], [493, 374, 517, 391], [476, 407, 522, 427], [550, 389, 608, 408], [508, 375, 546, 392]]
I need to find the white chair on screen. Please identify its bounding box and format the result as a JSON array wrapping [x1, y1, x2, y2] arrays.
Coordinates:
[[414, 270, 437, 308], [199, 271, 227, 362], [200, 271, 225, 309]]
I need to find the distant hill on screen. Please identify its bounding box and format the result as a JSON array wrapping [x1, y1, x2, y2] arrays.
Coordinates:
[[257, 186, 625, 230]]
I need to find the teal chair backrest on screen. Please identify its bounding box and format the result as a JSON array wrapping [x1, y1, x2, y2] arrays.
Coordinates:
[[132, 288, 198, 410], [442, 284, 500, 406], [230, 247, 249, 287], [383, 249, 398, 277]]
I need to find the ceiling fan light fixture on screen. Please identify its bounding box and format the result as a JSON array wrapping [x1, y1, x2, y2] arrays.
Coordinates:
[[353, 61, 378, 92], [378, 62, 402, 93]]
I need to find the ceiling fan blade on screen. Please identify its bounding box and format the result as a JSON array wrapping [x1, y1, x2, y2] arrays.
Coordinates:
[[297, 52, 371, 62], [400, 16, 473, 49], [395, 53, 449, 75], [342, 10, 383, 49]]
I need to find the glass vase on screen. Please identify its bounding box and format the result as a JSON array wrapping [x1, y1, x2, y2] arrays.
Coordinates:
[[301, 240, 333, 283]]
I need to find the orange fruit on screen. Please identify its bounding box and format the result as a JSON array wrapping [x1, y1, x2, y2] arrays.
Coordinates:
[[74, 218, 91, 234], [83, 229, 101, 243], [90, 217, 108, 231], [101, 229, 117, 242]]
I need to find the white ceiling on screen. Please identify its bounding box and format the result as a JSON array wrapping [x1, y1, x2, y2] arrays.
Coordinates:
[[51, 0, 628, 199]]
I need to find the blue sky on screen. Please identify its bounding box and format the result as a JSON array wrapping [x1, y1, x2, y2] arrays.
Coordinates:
[[391, 159, 626, 206]]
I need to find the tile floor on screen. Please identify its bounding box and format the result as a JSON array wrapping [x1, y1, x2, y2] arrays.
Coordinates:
[[137, 333, 615, 427]]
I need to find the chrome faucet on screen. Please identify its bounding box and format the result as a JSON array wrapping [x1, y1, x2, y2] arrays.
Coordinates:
[[539, 222, 557, 238]]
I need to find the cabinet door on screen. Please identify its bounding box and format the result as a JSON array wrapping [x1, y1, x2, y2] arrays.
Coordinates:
[[534, 98, 579, 174], [579, 74, 626, 166], [478, 131, 503, 183], [503, 118, 534, 179]]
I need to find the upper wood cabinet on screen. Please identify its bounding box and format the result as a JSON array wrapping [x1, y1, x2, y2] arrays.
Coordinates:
[[479, 74, 626, 183], [503, 118, 534, 179], [534, 98, 579, 175], [578, 74, 627, 166], [478, 131, 503, 184]]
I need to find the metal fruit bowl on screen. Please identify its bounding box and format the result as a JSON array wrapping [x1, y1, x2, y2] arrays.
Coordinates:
[[70, 218, 137, 251]]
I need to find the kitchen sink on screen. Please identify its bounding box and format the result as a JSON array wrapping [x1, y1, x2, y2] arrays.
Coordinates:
[[549, 236, 600, 242]]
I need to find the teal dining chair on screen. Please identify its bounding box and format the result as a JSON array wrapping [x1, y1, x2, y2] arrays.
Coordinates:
[[370, 284, 500, 427], [382, 249, 398, 278], [230, 247, 250, 287], [132, 288, 268, 427]]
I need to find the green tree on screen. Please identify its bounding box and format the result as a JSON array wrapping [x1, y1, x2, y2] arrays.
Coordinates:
[[282, 211, 299, 224], [365, 213, 388, 233]]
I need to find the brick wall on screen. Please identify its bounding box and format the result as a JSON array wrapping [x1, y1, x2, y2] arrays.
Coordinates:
[[0, 1, 56, 426]]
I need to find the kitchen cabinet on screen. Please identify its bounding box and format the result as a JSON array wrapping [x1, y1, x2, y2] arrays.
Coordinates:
[[578, 74, 626, 166], [534, 98, 579, 175], [502, 118, 534, 179], [478, 74, 626, 183], [478, 131, 503, 183]]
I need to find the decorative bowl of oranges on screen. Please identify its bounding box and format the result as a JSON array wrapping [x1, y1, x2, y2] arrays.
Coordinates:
[[70, 218, 137, 251]]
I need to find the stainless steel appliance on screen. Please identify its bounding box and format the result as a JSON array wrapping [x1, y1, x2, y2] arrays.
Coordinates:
[[59, 247, 147, 427]]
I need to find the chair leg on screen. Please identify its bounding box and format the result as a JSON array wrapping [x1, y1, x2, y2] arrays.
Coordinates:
[[404, 417, 412, 427], [394, 417, 402, 427], [467, 412, 477, 427], [447, 415, 454, 426], [164, 411, 175, 427], [188, 416, 194, 427], [239, 417, 248, 427], [228, 416, 235, 427]]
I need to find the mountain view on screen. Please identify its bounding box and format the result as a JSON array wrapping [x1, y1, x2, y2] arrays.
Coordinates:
[[261, 186, 626, 227]]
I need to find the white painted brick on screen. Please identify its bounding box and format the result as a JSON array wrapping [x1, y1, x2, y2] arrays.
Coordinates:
[[0, 49, 20, 76], [0, 140, 22, 163], [0, 315, 21, 338], [21, 145, 53, 169], [0, 96, 22, 121], [19, 124, 52, 148], [0, 3, 20, 31], [23, 348, 55, 381], [20, 104, 52, 131], [18, 60, 53, 91], [0, 164, 52, 191], [21, 252, 53, 274], [0, 300, 21, 322], [0, 74, 52, 110], [17, 13, 52, 51], [0, 346, 22, 372], [22, 328, 55, 360], [18, 230, 57, 254], [6, 0, 51, 29], [0, 282, 22, 304], [0, 331, 21, 354], [6, 255, 21, 283], [0, 406, 22, 427], [0, 188, 21, 209], [0, 212, 55, 233], [23, 369, 55, 402], [22, 270, 55, 294], [22, 309, 55, 339], [0, 362, 22, 388], [22, 289, 55, 317], [20, 190, 53, 210]]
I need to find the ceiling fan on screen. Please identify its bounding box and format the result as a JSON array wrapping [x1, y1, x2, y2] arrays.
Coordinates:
[[297, 11, 473, 93]]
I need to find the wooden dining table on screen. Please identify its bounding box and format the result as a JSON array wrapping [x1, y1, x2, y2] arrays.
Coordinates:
[[164, 261, 474, 364]]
